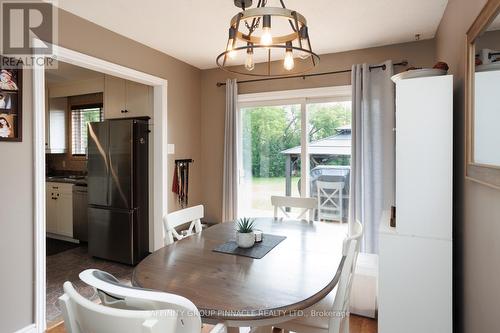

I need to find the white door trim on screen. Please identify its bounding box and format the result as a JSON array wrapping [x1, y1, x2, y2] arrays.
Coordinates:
[[33, 41, 168, 332], [238, 85, 351, 105]]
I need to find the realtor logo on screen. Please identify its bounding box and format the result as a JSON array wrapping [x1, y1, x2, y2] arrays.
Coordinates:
[[1, 1, 56, 56]]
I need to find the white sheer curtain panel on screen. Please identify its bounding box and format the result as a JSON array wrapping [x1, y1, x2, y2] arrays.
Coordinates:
[[350, 61, 395, 253], [222, 79, 239, 222]]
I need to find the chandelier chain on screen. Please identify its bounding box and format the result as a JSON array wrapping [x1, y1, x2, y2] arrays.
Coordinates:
[[244, 0, 264, 34], [245, 17, 261, 34]]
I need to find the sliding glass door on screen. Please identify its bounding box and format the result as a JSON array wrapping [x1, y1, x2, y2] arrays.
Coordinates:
[[239, 103, 302, 217], [306, 101, 352, 222], [238, 92, 352, 221]]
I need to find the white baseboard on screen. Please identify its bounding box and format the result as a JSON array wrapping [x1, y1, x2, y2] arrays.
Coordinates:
[[13, 324, 36, 333]]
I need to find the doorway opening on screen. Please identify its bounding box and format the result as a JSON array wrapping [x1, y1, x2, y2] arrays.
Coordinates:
[[33, 43, 168, 333]]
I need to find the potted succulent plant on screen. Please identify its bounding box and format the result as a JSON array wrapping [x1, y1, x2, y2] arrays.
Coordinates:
[[235, 217, 255, 248]]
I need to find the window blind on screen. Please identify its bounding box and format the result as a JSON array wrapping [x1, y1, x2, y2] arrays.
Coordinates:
[[71, 107, 102, 155]]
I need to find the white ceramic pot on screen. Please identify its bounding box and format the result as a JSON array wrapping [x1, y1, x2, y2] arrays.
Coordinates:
[[236, 231, 255, 248]]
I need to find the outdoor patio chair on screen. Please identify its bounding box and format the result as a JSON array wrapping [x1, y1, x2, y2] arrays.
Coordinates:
[[317, 181, 345, 222]]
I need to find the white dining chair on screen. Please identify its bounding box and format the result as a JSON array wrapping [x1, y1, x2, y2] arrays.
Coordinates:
[[277, 223, 363, 333], [65, 269, 227, 333], [163, 205, 204, 246], [271, 196, 317, 220], [316, 181, 344, 222], [347, 219, 363, 255]]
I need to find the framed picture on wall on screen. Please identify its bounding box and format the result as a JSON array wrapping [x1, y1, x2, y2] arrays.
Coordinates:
[[0, 58, 22, 142]]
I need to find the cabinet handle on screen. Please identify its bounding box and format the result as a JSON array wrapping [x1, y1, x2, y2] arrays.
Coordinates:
[[121, 109, 129, 113]]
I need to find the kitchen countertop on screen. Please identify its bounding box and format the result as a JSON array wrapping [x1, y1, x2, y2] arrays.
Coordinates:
[[46, 176, 87, 186]]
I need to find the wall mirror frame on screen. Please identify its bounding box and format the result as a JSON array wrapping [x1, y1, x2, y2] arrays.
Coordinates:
[[466, 0, 500, 189]]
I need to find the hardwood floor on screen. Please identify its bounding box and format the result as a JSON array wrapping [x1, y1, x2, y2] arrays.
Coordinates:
[[46, 315, 377, 333]]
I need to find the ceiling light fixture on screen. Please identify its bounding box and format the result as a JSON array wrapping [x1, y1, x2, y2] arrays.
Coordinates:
[[216, 0, 320, 77]]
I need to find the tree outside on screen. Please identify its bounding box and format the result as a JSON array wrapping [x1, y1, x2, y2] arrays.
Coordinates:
[[240, 101, 351, 216]]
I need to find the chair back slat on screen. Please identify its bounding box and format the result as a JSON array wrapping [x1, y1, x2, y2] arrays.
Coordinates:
[[271, 196, 317, 221], [163, 205, 204, 246]]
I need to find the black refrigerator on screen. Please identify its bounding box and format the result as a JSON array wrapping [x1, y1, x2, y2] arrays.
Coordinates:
[[87, 118, 149, 265]]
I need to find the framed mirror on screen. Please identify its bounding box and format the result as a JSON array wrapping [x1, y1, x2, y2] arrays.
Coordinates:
[[466, 0, 500, 189]]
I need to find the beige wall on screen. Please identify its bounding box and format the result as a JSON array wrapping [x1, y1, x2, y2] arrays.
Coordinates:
[[0, 8, 203, 332], [56, 9, 204, 212], [200, 40, 436, 223], [476, 28, 500, 50], [0, 69, 34, 332], [435, 1, 500, 332]]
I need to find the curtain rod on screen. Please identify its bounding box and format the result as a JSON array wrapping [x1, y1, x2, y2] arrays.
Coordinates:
[[216, 60, 408, 87]]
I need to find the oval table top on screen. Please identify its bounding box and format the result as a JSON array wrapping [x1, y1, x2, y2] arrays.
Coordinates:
[[132, 218, 347, 321]]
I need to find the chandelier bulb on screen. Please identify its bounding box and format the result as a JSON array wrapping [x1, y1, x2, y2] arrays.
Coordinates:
[[227, 27, 237, 59], [298, 26, 311, 59], [227, 46, 237, 59], [284, 51, 295, 71], [284, 43, 294, 71], [261, 15, 273, 46], [261, 28, 273, 46], [245, 52, 255, 71]]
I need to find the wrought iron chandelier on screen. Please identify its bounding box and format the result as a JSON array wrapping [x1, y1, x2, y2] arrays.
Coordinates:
[[217, 0, 320, 77]]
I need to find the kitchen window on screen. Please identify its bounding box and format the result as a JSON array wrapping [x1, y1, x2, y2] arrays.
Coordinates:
[[71, 104, 103, 156]]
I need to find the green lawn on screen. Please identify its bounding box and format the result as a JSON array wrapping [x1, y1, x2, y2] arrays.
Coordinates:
[[239, 177, 300, 216], [240, 176, 348, 222]]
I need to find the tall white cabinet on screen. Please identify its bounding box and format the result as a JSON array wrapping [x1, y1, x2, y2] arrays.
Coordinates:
[[379, 75, 453, 333]]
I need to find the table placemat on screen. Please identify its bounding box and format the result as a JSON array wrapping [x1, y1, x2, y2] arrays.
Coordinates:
[[213, 234, 286, 259]]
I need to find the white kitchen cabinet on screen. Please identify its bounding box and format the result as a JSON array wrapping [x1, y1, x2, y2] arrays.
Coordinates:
[[103, 75, 152, 119], [46, 97, 68, 153], [46, 182, 74, 238], [46, 188, 57, 234], [57, 192, 74, 237], [103, 75, 126, 118]]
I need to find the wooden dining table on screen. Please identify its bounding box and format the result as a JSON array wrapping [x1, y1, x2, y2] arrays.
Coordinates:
[[132, 217, 347, 327]]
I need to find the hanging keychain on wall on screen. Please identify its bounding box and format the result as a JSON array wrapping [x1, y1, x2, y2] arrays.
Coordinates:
[[172, 159, 193, 208]]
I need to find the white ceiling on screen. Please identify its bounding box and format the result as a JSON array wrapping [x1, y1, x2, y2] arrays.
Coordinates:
[[54, 0, 449, 70], [45, 61, 103, 84]]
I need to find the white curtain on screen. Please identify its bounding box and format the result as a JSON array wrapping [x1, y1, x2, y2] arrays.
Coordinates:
[[222, 79, 239, 222], [350, 61, 395, 254]]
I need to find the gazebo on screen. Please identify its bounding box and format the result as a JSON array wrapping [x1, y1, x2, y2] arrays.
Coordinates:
[[280, 125, 352, 196]]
